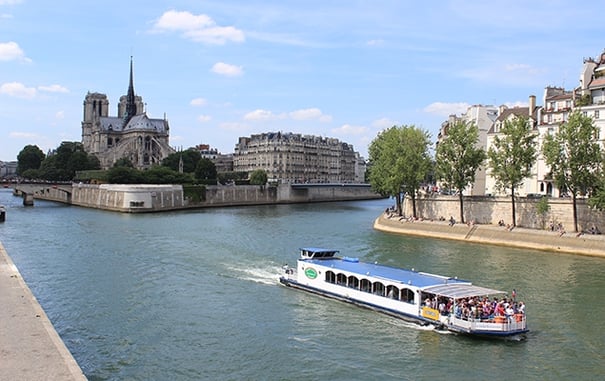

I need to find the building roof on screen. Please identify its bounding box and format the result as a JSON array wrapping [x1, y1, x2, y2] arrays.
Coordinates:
[[588, 76, 605, 89], [99, 114, 168, 133]]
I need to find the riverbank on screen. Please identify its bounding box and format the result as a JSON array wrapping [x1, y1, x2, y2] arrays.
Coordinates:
[[374, 213, 605, 258], [0, 242, 86, 380]]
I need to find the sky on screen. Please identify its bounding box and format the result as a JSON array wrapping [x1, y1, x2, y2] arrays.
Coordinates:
[[1, 1, 605, 162]]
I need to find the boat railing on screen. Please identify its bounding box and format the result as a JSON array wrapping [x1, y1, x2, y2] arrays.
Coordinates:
[[281, 265, 295, 280], [449, 313, 526, 333]]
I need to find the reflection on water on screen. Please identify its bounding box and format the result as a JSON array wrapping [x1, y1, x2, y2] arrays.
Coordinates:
[[1, 190, 604, 380]]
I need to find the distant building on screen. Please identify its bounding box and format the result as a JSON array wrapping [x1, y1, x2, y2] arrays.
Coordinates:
[[436, 105, 498, 195], [484, 95, 539, 196], [195, 144, 219, 160], [81, 58, 175, 170], [213, 154, 234, 173], [233, 132, 365, 183], [0, 161, 17, 178]]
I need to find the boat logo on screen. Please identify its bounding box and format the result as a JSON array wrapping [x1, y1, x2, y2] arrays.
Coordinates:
[[304, 267, 318, 279]]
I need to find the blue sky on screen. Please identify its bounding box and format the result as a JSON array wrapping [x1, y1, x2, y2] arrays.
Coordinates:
[[1, 1, 604, 162]]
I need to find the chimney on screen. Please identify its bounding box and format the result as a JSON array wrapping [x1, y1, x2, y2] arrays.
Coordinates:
[[529, 95, 536, 116]]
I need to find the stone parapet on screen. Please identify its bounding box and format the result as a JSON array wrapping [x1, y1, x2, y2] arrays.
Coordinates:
[[405, 195, 605, 233]]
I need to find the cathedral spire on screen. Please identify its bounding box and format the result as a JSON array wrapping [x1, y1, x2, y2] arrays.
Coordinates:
[[123, 56, 137, 126]]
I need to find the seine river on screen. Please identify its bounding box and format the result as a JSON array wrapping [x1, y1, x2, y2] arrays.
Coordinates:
[[0, 188, 603, 380]]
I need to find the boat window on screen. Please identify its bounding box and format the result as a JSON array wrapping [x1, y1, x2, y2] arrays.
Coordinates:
[[360, 279, 371, 293], [386, 285, 399, 299], [325, 271, 336, 284], [401, 288, 415, 304], [336, 273, 347, 285], [347, 275, 359, 289], [373, 282, 385, 296]]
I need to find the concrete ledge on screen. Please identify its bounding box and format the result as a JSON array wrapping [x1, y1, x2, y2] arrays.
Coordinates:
[[0, 242, 86, 380], [374, 214, 605, 258]]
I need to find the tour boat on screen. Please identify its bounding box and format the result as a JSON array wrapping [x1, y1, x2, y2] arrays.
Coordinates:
[[279, 248, 528, 338]]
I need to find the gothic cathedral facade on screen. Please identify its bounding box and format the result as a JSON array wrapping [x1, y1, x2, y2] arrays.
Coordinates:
[[81, 59, 175, 170]]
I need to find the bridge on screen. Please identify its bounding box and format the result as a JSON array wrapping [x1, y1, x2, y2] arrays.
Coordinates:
[[12, 183, 73, 206]]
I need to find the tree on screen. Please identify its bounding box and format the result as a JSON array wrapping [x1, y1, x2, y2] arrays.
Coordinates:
[[435, 120, 486, 223], [589, 176, 605, 211], [249, 169, 268, 186], [536, 196, 550, 230], [36, 141, 100, 181], [542, 111, 603, 232], [107, 166, 144, 184], [487, 116, 537, 227], [17, 145, 45, 175], [114, 157, 134, 168], [195, 158, 217, 180], [368, 125, 431, 217], [162, 149, 201, 173]]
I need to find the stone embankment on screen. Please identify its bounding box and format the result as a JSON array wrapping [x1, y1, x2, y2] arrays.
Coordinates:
[[374, 213, 605, 258], [0, 242, 86, 380]]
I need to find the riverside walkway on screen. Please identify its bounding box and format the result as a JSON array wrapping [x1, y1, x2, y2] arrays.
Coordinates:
[[0, 242, 86, 380], [374, 214, 605, 258]]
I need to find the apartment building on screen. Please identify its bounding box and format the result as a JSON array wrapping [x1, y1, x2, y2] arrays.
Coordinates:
[[233, 132, 365, 183]]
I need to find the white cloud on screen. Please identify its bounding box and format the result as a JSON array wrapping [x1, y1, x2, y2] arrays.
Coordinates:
[[185, 26, 245, 45], [423, 102, 470, 117], [152, 10, 244, 45], [219, 122, 249, 131], [211, 62, 243, 77], [38, 84, 69, 93], [0, 41, 30, 62], [371, 117, 398, 129], [244, 109, 284, 121], [197, 114, 211, 122], [10, 131, 39, 139], [366, 39, 384, 46], [332, 124, 367, 135], [55, 111, 64, 119], [190, 97, 207, 106], [0, 82, 36, 98], [504, 100, 528, 108], [289, 108, 332, 122]]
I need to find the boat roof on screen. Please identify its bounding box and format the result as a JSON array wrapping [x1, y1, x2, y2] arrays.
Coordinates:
[[422, 283, 505, 299], [299, 249, 505, 297], [301, 257, 468, 289]]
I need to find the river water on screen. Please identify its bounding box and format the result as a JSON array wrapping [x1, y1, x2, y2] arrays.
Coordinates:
[[0, 188, 603, 380]]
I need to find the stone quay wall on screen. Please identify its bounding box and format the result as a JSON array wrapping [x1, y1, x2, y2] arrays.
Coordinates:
[[404, 195, 605, 232], [28, 183, 382, 212]]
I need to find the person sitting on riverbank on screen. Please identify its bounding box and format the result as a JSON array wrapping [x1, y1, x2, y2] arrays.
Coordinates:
[[449, 216, 455, 226], [588, 223, 601, 235]]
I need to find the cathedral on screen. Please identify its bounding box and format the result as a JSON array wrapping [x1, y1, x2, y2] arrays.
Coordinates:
[[81, 58, 175, 170]]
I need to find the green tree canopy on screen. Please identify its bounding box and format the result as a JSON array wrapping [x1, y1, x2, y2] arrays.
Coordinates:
[[487, 116, 537, 227], [195, 158, 217, 180], [368, 125, 431, 217], [17, 145, 45, 175], [162, 149, 201, 173], [114, 157, 134, 168], [435, 120, 486, 223], [35, 141, 100, 181], [542, 111, 603, 231], [106, 166, 144, 184], [249, 169, 268, 186]]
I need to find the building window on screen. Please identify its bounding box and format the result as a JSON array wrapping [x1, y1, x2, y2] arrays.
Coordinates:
[[595, 110, 600, 119]]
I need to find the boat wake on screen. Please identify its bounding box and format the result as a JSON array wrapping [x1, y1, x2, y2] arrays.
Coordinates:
[[225, 264, 282, 285]]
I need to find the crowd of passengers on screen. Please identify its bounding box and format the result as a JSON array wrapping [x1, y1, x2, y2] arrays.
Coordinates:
[[425, 295, 525, 321]]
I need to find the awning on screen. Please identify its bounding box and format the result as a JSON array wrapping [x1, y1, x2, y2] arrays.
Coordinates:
[[422, 283, 505, 299]]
